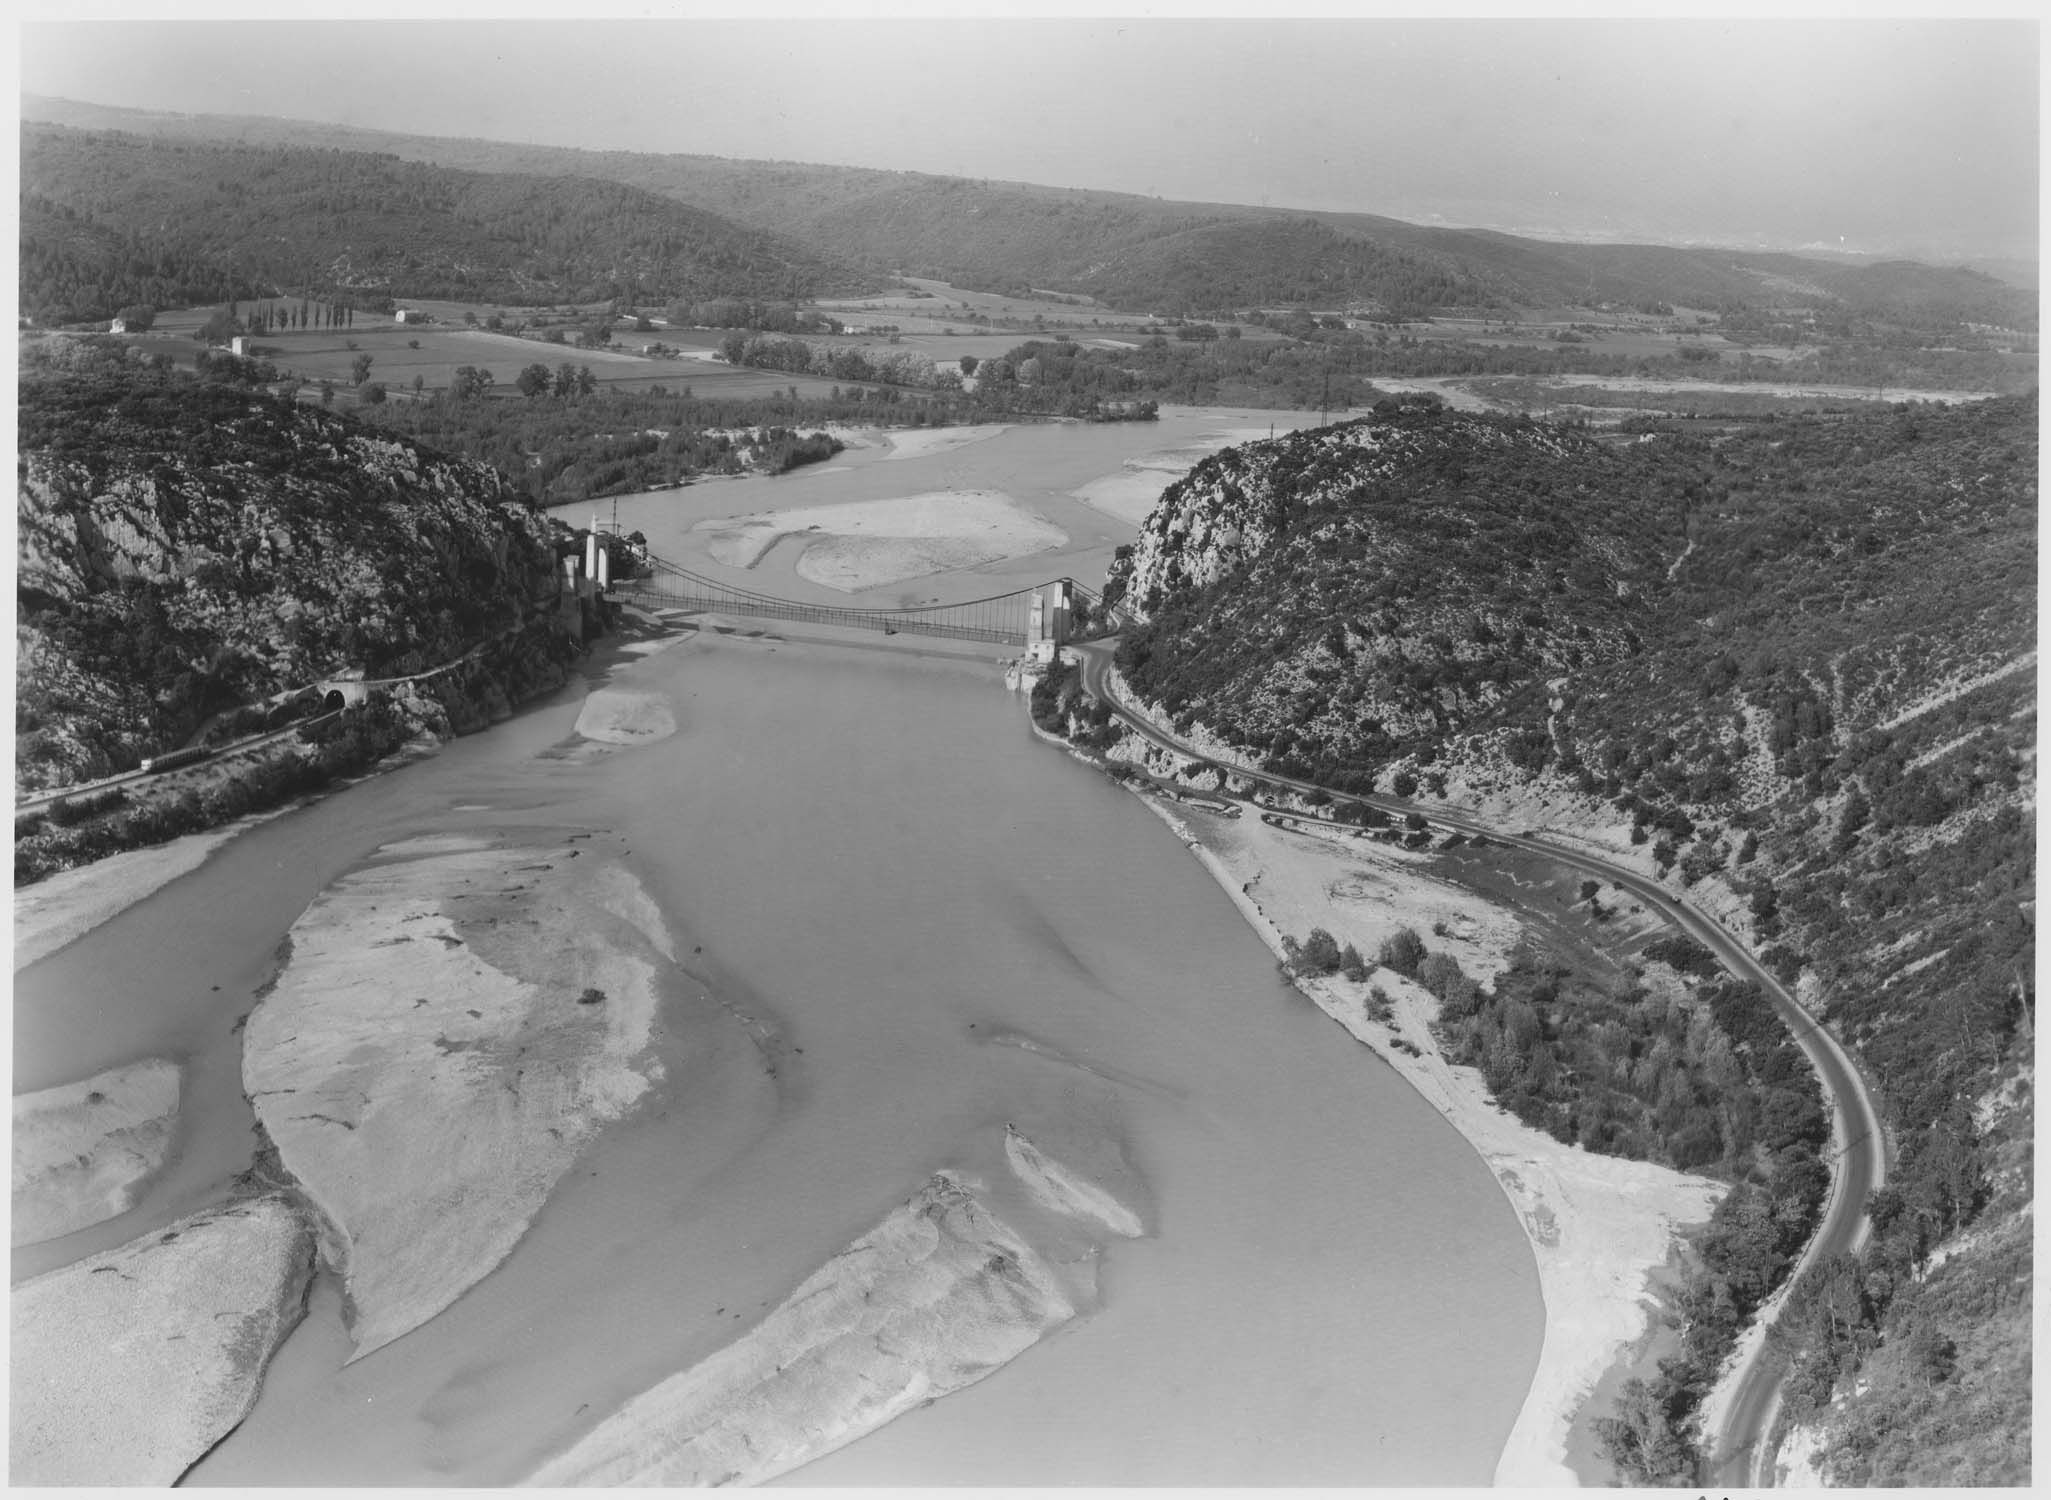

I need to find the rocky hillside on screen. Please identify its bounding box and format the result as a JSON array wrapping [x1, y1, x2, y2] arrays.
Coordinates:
[[1106, 400, 1703, 788], [1105, 393, 2035, 1483], [18, 334, 577, 790]]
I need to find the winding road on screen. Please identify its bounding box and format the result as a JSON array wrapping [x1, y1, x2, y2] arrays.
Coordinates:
[[1070, 641, 1888, 1486]]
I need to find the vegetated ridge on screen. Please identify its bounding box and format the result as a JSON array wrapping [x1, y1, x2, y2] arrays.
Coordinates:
[[21, 96, 2036, 331], [20, 122, 871, 324], [16, 334, 596, 879], [1098, 394, 2034, 1484]]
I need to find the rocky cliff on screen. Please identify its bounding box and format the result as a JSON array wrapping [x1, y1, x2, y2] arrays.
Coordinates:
[[17, 334, 579, 791], [1106, 399, 1698, 785]]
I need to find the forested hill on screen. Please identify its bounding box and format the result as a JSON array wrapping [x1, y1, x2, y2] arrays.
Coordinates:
[[1109, 394, 2035, 1483], [20, 123, 872, 323], [22, 96, 2036, 330]]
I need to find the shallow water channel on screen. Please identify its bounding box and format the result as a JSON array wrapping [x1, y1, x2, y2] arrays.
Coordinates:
[[15, 416, 1540, 1483]]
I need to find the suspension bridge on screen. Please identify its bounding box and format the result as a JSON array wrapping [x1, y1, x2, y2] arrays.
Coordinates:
[[608, 552, 1124, 648]]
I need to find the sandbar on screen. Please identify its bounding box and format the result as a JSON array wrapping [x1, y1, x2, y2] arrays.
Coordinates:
[[14, 818, 265, 972], [1004, 1124, 1144, 1238], [525, 1172, 1077, 1486], [12, 1057, 182, 1246], [242, 837, 670, 1359], [694, 490, 1066, 593], [9, 1192, 316, 1484], [1070, 429, 1279, 525], [574, 686, 678, 744], [877, 424, 1008, 462]]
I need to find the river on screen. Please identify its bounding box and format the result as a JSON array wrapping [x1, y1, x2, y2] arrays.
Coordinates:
[[13, 414, 1541, 1484]]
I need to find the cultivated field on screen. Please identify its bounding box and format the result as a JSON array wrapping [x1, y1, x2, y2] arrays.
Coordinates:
[[147, 304, 848, 400]]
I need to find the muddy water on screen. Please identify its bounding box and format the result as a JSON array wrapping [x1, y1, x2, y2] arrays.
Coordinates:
[[16, 418, 1538, 1484], [561, 405, 1317, 606], [17, 632, 1538, 1484]]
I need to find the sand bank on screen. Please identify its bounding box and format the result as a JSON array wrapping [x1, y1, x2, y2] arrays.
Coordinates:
[[242, 835, 670, 1360], [877, 423, 1008, 462], [525, 1171, 1079, 1486], [1069, 428, 1277, 525], [1005, 1125, 1144, 1239], [14, 818, 264, 972], [10, 1192, 315, 1484], [1127, 793, 1723, 1486], [573, 686, 678, 745], [12, 1057, 182, 1246], [694, 490, 1066, 593]]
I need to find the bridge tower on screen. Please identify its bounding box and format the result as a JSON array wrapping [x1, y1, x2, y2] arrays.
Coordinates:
[[1025, 580, 1071, 663]]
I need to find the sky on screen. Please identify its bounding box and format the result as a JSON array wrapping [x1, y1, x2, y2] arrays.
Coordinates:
[[16, 11, 2041, 261]]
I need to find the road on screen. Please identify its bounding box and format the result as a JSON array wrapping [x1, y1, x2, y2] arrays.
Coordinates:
[[1071, 641, 1888, 1485]]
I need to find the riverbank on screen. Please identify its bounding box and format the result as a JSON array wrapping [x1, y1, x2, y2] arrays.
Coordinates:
[[1113, 781, 1723, 1485], [11, 606, 693, 986]]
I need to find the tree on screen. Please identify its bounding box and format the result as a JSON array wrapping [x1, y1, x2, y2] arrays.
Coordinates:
[[959, 355, 979, 376], [114, 304, 156, 331], [516, 363, 552, 398], [357, 381, 386, 405], [1594, 1378, 1696, 1485], [349, 353, 374, 387], [1298, 928, 1342, 975], [197, 307, 239, 346], [1906, 1323, 1958, 1388], [449, 366, 495, 401], [1378, 927, 1427, 976]]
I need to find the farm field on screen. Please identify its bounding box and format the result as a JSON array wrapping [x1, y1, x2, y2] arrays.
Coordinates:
[[146, 304, 848, 400]]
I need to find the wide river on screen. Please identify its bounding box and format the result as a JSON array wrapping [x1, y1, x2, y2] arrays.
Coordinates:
[[14, 411, 1541, 1483]]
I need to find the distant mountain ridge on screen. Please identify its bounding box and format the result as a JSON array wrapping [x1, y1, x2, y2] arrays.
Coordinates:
[[20, 120, 872, 323], [21, 95, 2036, 329]]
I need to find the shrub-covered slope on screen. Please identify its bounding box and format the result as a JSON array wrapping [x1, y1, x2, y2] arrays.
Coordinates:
[[23, 98, 2037, 330], [21, 124, 868, 323], [1107, 403, 1702, 787], [17, 336, 576, 789], [1108, 394, 2035, 1483]]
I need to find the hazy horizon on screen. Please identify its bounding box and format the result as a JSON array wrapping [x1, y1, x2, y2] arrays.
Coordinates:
[[19, 17, 2041, 263]]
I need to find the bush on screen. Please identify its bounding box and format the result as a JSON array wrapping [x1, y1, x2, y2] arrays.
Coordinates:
[[1378, 926, 1427, 976], [1643, 933, 1720, 978]]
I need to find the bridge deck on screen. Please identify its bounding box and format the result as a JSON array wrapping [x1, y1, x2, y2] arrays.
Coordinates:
[[610, 554, 1120, 647]]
